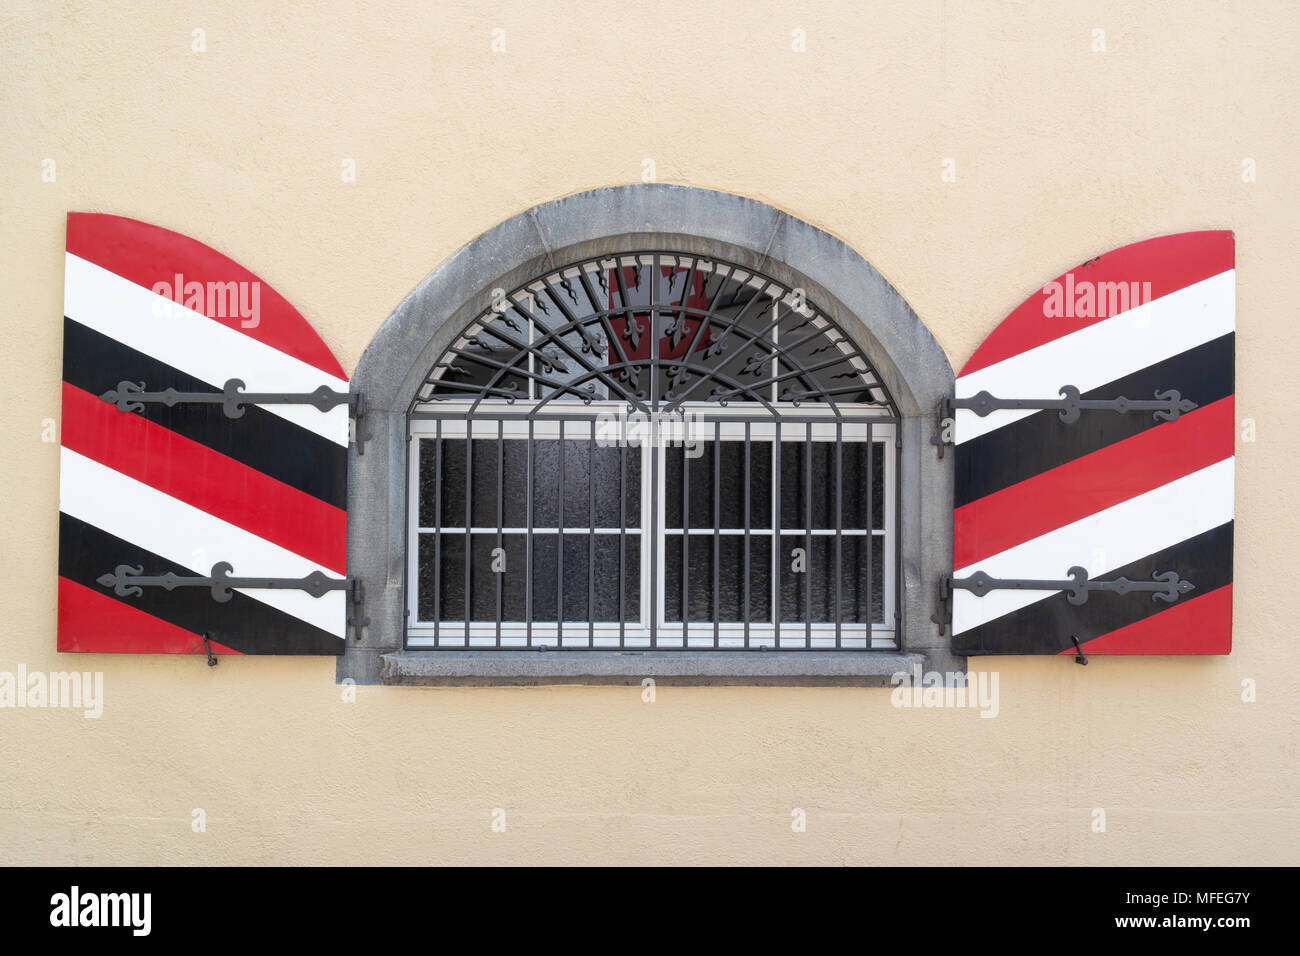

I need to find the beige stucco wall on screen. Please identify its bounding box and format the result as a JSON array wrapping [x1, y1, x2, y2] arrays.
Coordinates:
[[2, 0, 1297, 865]]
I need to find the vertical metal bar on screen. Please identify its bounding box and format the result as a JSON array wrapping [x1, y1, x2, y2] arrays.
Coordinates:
[[619, 438, 626, 648], [650, 430, 659, 649], [588, 425, 595, 647], [496, 420, 504, 646], [804, 422, 812, 647], [649, 255, 659, 651], [526, 420, 534, 647], [464, 427, 473, 635], [433, 423, 441, 646], [557, 418, 565, 646], [835, 420, 843, 648], [866, 423, 874, 636], [773, 425, 781, 648], [712, 424, 720, 648], [682, 420, 690, 643], [771, 307, 779, 403], [743, 422, 751, 647], [650, 254, 659, 414]]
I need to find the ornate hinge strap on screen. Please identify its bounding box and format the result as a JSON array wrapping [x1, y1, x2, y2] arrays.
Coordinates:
[[100, 377, 367, 453], [97, 562, 368, 641], [951, 567, 1194, 605], [930, 385, 1195, 457], [950, 386, 1195, 424], [100, 378, 361, 418], [933, 567, 1194, 635], [98, 561, 351, 602]]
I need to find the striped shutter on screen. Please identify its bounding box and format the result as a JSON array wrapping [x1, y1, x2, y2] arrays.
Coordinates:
[[951, 231, 1234, 656], [58, 214, 350, 655]]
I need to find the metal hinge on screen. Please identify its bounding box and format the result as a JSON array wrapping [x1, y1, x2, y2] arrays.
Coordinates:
[[100, 378, 368, 453], [930, 385, 1195, 457], [933, 567, 1195, 636], [97, 562, 368, 641]]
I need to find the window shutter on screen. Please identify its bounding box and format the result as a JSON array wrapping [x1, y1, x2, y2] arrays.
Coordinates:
[[57, 213, 354, 655], [945, 231, 1234, 656]]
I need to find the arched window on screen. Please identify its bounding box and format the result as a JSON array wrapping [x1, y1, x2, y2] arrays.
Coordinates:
[[405, 253, 899, 649], [345, 185, 955, 685]]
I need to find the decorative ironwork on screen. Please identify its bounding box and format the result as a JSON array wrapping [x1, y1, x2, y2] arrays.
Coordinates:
[[931, 386, 1195, 458], [101, 377, 367, 453], [98, 561, 356, 602], [410, 252, 897, 417], [946, 386, 1195, 424], [932, 567, 1194, 635], [407, 252, 901, 652], [101, 378, 361, 418], [950, 567, 1194, 604]]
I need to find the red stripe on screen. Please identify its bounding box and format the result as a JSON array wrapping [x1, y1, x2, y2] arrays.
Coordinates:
[[58, 577, 241, 654], [66, 212, 346, 381], [61, 382, 346, 573], [961, 231, 1234, 376], [1060, 584, 1232, 655], [955, 397, 1235, 568]]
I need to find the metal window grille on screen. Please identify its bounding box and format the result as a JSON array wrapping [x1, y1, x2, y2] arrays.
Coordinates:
[[405, 253, 900, 650]]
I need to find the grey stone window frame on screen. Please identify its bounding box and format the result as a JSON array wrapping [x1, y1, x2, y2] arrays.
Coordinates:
[[342, 184, 956, 686]]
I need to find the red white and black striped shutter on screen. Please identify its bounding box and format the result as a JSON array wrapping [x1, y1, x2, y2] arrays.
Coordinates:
[[949, 231, 1235, 656], [57, 214, 352, 655]]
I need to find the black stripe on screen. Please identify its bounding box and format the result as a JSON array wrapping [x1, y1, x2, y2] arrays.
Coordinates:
[[62, 318, 347, 509], [953, 521, 1233, 655], [59, 512, 343, 655], [955, 333, 1234, 507]]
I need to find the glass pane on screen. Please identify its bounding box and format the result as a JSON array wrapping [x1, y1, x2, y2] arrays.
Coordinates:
[[427, 324, 530, 402], [665, 442, 770, 530], [777, 534, 881, 624], [872, 441, 884, 531], [418, 437, 440, 528], [533, 306, 616, 403], [416, 532, 443, 621], [665, 534, 771, 623], [527, 533, 641, 623], [779, 440, 882, 530], [417, 533, 522, 623], [871, 534, 885, 623], [431, 438, 501, 528], [420, 532, 640, 624], [839, 443, 867, 529], [425, 437, 646, 530], [527, 440, 559, 527], [774, 313, 873, 404], [500, 440, 530, 527], [594, 533, 641, 623], [560, 439, 636, 528]]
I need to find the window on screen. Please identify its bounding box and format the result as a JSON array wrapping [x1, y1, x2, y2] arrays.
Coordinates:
[[345, 184, 957, 685], [404, 252, 899, 650]]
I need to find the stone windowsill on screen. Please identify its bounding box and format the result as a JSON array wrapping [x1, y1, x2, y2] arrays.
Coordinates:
[[380, 650, 927, 686]]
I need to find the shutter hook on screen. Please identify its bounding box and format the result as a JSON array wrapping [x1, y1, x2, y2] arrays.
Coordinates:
[[1070, 635, 1088, 666]]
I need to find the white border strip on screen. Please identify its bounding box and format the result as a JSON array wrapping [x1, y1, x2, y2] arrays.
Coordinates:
[[952, 457, 1234, 634], [60, 448, 345, 638], [64, 253, 349, 446], [955, 270, 1235, 444]]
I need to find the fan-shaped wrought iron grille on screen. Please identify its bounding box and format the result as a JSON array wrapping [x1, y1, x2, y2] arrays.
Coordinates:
[[406, 252, 901, 651]]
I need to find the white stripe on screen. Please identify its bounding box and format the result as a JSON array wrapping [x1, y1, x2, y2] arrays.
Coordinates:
[[955, 270, 1235, 444], [952, 457, 1234, 635], [64, 253, 349, 446], [59, 448, 345, 639]]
